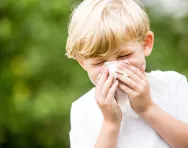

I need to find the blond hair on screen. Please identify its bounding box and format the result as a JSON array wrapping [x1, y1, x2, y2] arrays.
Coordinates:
[[66, 0, 150, 59]]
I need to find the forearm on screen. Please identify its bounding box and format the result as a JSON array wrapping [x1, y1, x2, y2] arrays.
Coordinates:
[[94, 121, 121, 148], [140, 103, 188, 148]]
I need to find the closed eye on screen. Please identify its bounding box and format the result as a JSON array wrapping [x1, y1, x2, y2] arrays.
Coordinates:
[[118, 53, 132, 58], [93, 61, 105, 66]]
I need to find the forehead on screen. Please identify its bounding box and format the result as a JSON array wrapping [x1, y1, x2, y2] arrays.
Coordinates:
[[118, 41, 140, 50], [87, 42, 138, 61], [100, 41, 139, 56]]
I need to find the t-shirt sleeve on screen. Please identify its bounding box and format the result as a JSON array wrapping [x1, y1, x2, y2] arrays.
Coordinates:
[[69, 102, 91, 148], [174, 75, 188, 123]]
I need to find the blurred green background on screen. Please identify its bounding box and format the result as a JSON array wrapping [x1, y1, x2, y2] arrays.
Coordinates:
[[0, 0, 188, 147]]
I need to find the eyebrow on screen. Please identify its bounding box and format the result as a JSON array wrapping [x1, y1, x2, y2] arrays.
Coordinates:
[[90, 57, 105, 62]]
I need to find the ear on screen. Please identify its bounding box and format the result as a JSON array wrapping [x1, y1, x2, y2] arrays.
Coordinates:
[[76, 58, 87, 71], [143, 31, 154, 57]]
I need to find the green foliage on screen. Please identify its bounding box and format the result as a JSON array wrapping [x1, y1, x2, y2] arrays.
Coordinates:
[[0, 0, 187, 147]]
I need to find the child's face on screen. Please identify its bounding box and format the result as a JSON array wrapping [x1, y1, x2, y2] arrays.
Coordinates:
[[78, 31, 154, 85]]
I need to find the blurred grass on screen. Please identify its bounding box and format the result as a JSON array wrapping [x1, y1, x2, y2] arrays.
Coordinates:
[[0, 0, 188, 147]]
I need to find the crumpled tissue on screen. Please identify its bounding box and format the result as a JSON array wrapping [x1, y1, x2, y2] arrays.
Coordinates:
[[98, 60, 139, 118]]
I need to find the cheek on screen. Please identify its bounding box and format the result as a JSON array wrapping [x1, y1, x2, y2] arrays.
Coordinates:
[[128, 53, 145, 70], [87, 66, 103, 85]]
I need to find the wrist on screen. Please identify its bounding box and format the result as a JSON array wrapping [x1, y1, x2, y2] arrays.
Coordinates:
[[139, 102, 158, 118], [103, 121, 121, 131]]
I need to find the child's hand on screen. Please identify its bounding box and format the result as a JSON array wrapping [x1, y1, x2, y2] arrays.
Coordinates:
[[117, 62, 154, 114], [95, 66, 122, 125]]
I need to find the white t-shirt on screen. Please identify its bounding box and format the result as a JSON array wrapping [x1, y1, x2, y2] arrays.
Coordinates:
[[69, 70, 188, 148]]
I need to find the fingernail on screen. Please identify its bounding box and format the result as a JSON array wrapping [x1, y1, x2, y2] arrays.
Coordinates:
[[123, 60, 130, 65], [116, 70, 124, 74], [143, 65, 146, 71], [97, 72, 102, 79], [121, 63, 127, 67], [142, 65, 146, 73], [115, 70, 128, 77]]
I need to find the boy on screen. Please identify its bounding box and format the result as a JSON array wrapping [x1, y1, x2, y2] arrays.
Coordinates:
[[66, 0, 188, 147]]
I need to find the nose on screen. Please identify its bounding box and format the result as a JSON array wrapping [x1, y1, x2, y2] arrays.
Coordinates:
[[106, 55, 118, 62]]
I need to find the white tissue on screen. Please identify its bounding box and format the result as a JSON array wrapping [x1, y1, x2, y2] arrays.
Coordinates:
[[99, 61, 138, 118], [105, 61, 119, 79]]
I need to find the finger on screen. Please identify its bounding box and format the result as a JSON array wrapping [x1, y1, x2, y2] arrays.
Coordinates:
[[105, 80, 119, 103], [140, 64, 146, 76], [117, 65, 143, 84], [118, 82, 136, 98], [121, 62, 145, 80], [117, 73, 139, 91], [96, 65, 106, 82], [96, 66, 109, 93], [101, 72, 115, 98]]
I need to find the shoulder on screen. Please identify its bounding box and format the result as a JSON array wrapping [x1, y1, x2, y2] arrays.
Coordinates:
[[70, 87, 97, 119], [71, 87, 96, 110], [147, 70, 187, 85], [147, 70, 188, 102]]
